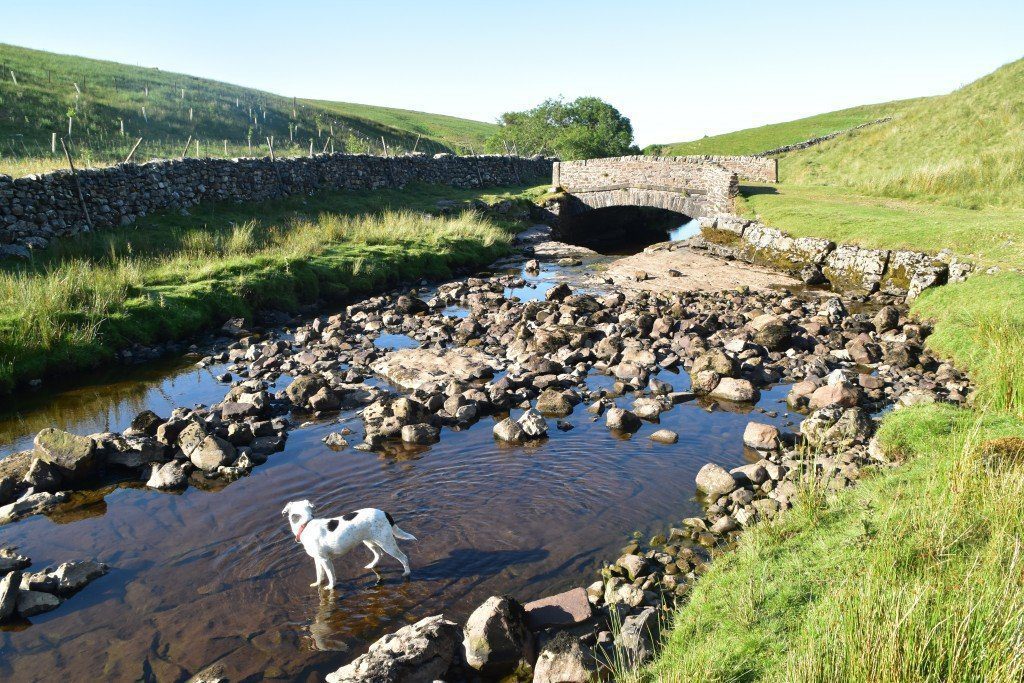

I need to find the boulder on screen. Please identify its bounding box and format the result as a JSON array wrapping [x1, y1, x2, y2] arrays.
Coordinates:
[[106, 436, 169, 469], [493, 418, 526, 443], [695, 463, 737, 497], [394, 295, 429, 315], [743, 422, 780, 451], [49, 560, 109, 595], [23, 458, 62, 492], [631, 398, 663, 420], [0, 570, 20, 622], [749, 314, 789, 350], [533, 631, 597, 683], [873, 305, 900, 333], [16, 589, 62, 617], [605, 407, 642, 433], [147, 460, 192, 490], [801, 407, 874, 453], [518, 410, 548, 439], [401, 424, 440, 445], [33, 428, 97, 482], [523, 587, 592, 631], [709, 378, 759, 403], [0, 549, 31, 573], [691, 349, 736, 377], [808, 384, 861, 410], [286, 374, 328, 408], [690, 369, 720, 395], [536, 388, 574, 417], [649, 429, 679, 444], [370, 348, 497, 391], [125, 410, 165, 437], [325, 615, 462, 683], [618, 606, 661, 666], [462, 596, 535, 678], [189, 436, 236, 472]]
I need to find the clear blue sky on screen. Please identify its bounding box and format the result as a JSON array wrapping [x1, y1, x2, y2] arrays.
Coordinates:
[[2, 0, 1022, 146]]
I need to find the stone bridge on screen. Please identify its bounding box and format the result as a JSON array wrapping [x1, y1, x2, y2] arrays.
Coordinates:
[[546, 156, 753, 243]]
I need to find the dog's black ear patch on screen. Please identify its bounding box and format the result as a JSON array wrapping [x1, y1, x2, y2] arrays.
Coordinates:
[[342, 512, 358, 522], [327, 519, 339, 532], [385, 511, 396, 526]]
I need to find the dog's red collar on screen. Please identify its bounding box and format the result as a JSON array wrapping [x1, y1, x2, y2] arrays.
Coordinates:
[[295, 521, 309, 543]]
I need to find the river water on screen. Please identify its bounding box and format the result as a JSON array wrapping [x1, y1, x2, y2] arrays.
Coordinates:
[[0, 219, 798, 681]]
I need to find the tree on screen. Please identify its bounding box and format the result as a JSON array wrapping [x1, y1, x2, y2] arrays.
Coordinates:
[[486, 97, 638, 160]]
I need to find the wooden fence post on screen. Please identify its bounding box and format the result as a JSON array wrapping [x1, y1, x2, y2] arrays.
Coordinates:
[[60, 137, 94, 232], [124, 137, 143, 164]]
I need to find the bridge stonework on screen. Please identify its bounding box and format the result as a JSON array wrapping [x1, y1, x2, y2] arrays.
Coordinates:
[[549, 156, 741, 233]]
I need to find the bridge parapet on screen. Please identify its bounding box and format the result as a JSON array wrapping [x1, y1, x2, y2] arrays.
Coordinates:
[[553, 155, 738, 217]]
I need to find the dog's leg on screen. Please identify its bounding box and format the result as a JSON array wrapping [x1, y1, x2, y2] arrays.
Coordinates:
[[362, 540, 382, 570], [377, 534, 412, 577], [323, 558, 337, 589], [311, 558, 325, 587]]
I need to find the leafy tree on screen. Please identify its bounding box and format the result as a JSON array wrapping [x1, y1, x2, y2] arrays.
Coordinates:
[[486, 97, 638, 160]]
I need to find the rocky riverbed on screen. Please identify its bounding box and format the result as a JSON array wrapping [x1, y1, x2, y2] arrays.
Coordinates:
[[0, 221, 970, 681]]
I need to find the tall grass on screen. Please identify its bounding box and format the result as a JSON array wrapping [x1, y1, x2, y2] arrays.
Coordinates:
[[0, 203, 516, 392], [912, 274, 1024, 418], [648, 405, 1024, 683]]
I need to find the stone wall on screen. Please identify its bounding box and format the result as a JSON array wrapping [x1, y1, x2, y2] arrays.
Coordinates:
[[553, 155, 738, 216], [756, 117, 893, 157], [0, 153, 554, 257], [694, 215, 973, 301], [675, 155, 778, 183]]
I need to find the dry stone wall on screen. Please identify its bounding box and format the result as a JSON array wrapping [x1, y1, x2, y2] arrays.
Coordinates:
[[756, 118, 893, 156], [0, 153, 554, 257]]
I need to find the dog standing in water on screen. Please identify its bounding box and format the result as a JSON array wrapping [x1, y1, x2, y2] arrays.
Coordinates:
[[281, 500, 416, 589]]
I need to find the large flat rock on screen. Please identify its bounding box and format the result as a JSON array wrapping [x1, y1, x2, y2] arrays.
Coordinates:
[[370, 347, 500, 390], [594, 243, 801, 294]]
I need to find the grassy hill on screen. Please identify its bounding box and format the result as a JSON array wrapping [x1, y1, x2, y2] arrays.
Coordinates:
[[644, 100, 918, 157], [781, 58, 1024, 209], [0, 43, 497, 176]]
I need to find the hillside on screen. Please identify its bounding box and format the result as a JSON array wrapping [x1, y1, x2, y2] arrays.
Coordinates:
[[782, 57, 1024, 208], [0, 43, 497, 176], [644, 99, 918, 157]]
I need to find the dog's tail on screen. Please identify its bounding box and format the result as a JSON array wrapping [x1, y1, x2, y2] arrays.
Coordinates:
[[385, 511, 417, 541]]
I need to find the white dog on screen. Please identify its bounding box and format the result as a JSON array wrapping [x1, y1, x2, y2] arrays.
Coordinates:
[[281, 500, 416, 589]]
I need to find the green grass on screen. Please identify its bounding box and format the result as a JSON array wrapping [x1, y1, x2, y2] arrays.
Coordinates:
[[649, 402, 1024, 683], [736, 183, 1024, 269], [0, 43, 497, 176], [304, 99, 497, 154], [643, 101, 917, 157], [781, 58, 1024, 209], [0, 182, 544, 393]]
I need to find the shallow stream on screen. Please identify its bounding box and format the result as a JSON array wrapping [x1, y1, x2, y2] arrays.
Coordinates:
[[0, 218, 799, 681]]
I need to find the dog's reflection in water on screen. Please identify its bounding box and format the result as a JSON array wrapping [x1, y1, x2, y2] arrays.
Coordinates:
[[306, 572, 414, 652]]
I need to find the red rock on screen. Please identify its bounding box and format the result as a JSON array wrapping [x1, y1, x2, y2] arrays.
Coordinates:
[[523, 587, 592, 631]]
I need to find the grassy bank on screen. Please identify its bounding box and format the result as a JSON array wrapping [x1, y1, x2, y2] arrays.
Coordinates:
[[736, 183, 1024, 270], [649, 401, 1024, 683], [0, 183, 544, 393]]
